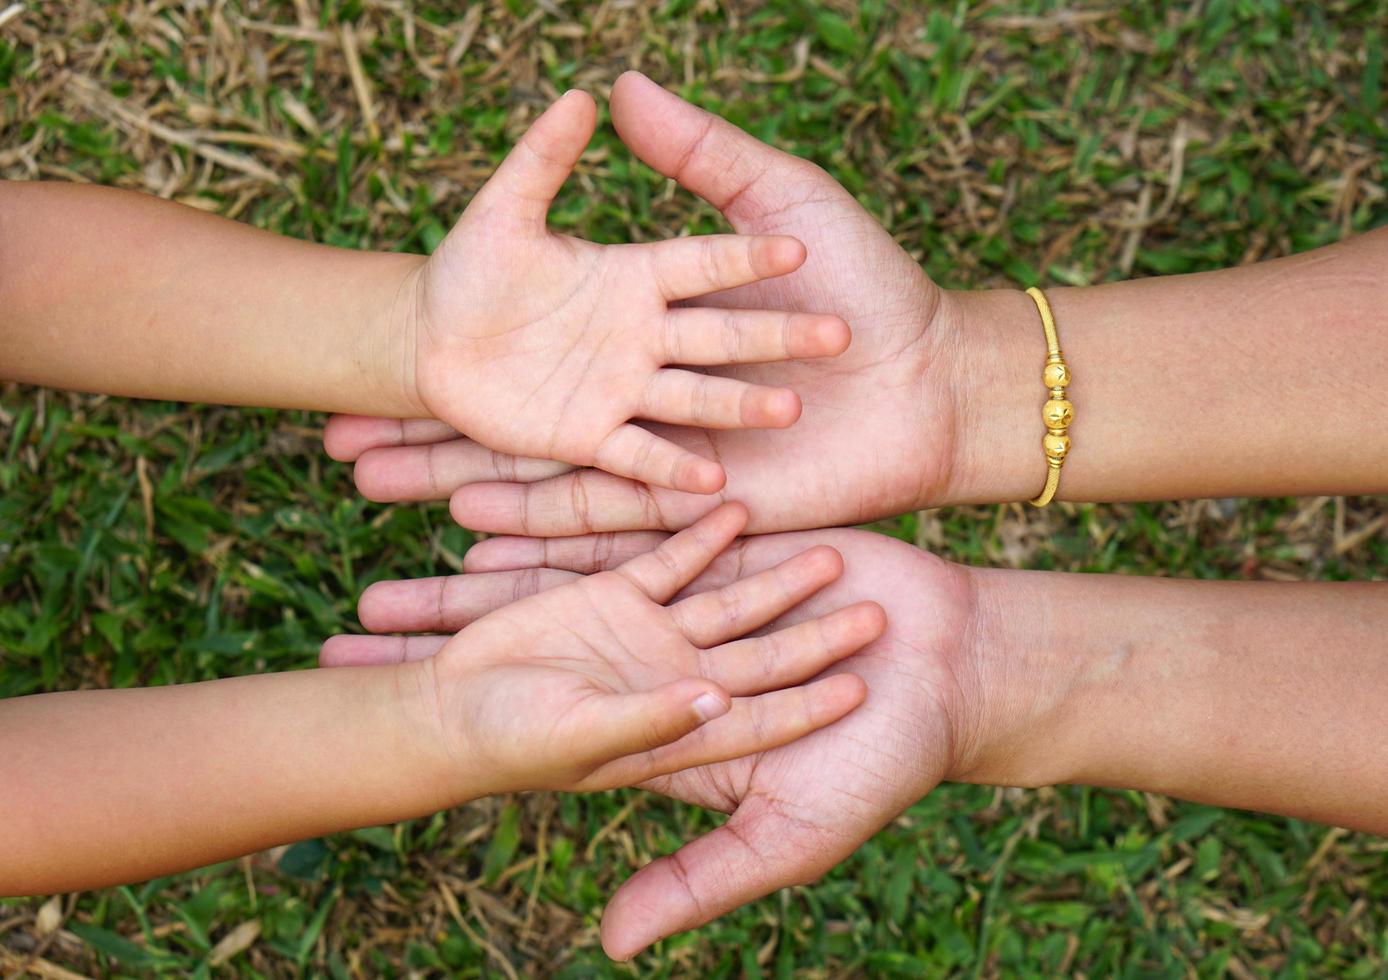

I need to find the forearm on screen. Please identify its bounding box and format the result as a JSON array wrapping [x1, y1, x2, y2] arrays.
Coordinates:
[[0, 181, 424, 414], [948, 227, 1388, 503], [0, 661, 452, 895], [959, 569, 1388, 834]]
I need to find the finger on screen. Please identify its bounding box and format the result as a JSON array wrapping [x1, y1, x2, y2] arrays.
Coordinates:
[[662, 308, 851, 366], [462, 531, 672, 574], [451, 470, 718, 536], [593, 424, 725, 494], [319, 634, 449, 667], [354, 439, 574, 503], [640, 370, 801, 430], [670, 545, 844, 647], [323, 415, 461, 462], [615, 501, 748, 602], [472, 89, 597, 226], [703, 602, 886, 696], [581, 679, 732, 762], [356, 570, 579, 634], [588, 674, 867, 789], [610, 71, 847, 228], [600, 791, 862, 960], [647, 234, 806, 301]]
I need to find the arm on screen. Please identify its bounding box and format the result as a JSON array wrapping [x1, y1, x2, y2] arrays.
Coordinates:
[[0, 665, 449, 894], [1, 506, 873, 896], [2, 90, 844, 494], [0, 180, 422, 415], [323, 75, 1388, 533], [328, 527, 1388, 955], [960, 569, 1388, 834], [950, 225, 1388, 503]]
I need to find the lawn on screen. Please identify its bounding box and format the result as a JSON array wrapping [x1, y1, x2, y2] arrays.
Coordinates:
[[1, 1, 1386, 976]]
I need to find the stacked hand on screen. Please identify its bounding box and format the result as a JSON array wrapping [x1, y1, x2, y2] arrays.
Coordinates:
[[328, 504, 882, 801], [328, 71, 990, 533], [324, 74, 1014, 958], [326, 523, 993, 957]]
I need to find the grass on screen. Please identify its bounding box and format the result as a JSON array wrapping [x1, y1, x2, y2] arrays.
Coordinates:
[[1, 0, 1386, 976]]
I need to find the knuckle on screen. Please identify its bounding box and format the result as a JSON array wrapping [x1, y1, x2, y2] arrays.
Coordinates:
[[699, 239, 724, 285], [716, 586, 746, 632], [720, 310, 742, 363], [691, 376, 710, 420], [641, 713, 671, 751], [663, 313, 683, 362], [594, 532, 616, 571], [753, 635, 781, 678]]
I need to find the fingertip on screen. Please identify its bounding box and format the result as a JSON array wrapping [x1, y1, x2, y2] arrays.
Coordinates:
[[760, 234, 806, 275], [613, 69, 653, 94], [321, 415, 359, 461], [754, 387, 802, 428], [599, 909, 648, 962], [814, 315, 853, 357], [802, 544, 846, 582], [351, 449, 397, 503], [450, 483, 513, 533], [691, 687, 731, 724], [834, 672, 870, 706], [854, 600, 889, 641], [322, 414, 395, 462], [461, 536, 539, 573], [711, 499, 750, 533], [356, 581, 398, 633], [681, 457, 726, 494], [814, 673, 869, 720], [318, 635, 354, 667], [558, 87, 598, 120]]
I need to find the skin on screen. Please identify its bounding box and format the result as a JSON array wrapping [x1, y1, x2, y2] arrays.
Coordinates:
[[0, 91, 852, 495], [0, 506, 878, 896], [329, 529, 1388, 959], [321, 74, 1388, 961], [325, 72, 960, 527], [326, 72, 1388, 525]]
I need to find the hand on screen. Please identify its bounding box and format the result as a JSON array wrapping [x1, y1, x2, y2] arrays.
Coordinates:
[[323, 504, 883, 799], [322, 525, 999, 956], [390, 89, 853, 495], [326, 72, 1023, 533]]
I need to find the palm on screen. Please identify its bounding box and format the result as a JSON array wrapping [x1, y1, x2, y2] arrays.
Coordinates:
[[434, 572, 701, 789], [327, 505, 883, 803], [598, 528, 966, 956], [446, 571, 699, 706], [635, 183, 949, 529], [416, 229, 651, 462]]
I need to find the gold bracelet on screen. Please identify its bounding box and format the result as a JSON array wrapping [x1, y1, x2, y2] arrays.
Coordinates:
[[1026, 286, 1072, 507]]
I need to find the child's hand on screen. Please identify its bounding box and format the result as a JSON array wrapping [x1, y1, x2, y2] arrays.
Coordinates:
[[386, 503, 881, 797], [396, 91, 849, 494]]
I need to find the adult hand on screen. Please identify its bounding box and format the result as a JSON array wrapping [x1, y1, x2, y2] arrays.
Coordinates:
[[325, 71, 1029, 533]]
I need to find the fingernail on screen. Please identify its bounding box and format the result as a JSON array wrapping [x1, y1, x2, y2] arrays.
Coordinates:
[[692, 692, 728, 722]]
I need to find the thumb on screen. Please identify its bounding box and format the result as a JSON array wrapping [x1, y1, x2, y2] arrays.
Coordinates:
[[471, 89, 597, 227], [599, 799, 851, 961], [609, 71, 837, 228], [584, 679, 731, 763]]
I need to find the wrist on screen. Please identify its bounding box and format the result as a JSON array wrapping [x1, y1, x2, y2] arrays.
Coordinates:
[[359, 252, 430, 418], [935, 287, 1055, 506], [391, 657, 477, 810], [946, 565, 1102, 789]]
